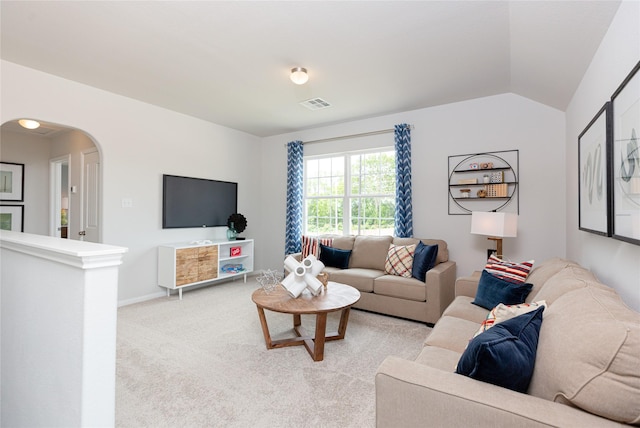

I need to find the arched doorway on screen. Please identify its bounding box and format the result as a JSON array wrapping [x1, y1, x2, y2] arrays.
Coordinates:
[[0, 119, 102, 243]]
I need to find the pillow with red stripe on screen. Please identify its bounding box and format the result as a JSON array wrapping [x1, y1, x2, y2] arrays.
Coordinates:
[[301, 235, 333, 259], [384, 244, 416, 278], [474, 300, 547, 338], [485, 255, 534, 284]]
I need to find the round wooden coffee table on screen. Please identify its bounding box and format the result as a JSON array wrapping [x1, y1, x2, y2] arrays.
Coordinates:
[[251, 281, 361, 361]]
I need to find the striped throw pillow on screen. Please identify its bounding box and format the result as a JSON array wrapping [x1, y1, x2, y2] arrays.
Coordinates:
[[485, 255, 534, 284], [384, 244, 416, 278], [474, 301, 547, 338], [301, 235, 333, 259]]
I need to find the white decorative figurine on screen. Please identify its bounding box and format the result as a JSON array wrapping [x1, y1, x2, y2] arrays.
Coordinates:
[[282, 254, 325, 298]]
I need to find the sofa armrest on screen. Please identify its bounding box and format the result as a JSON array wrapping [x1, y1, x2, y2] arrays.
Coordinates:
[[424, 260, 456, 321], [455, 270, 482, 298], [376, 356, 622, 428]]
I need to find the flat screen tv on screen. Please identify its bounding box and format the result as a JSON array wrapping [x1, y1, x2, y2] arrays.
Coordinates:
[[162, 174, 237, 229]]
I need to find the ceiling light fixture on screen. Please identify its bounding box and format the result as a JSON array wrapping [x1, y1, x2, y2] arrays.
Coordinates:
[[18, 119, 41, 129], [290, 67, 309, 85]]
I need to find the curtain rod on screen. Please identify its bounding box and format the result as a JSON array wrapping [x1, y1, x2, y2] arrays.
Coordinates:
[[299, 124, 414, 146]]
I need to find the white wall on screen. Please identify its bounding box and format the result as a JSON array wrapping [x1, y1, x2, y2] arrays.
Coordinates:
[[566, 0, 640, 311], [259, 93, 567, 287], [0, 60, 262, 303], [0, 129, 51, 235]]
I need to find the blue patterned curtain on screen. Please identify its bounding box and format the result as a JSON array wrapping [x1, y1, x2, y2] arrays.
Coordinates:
[[394, 124, 413, 238], [285, 141, 304, 254]]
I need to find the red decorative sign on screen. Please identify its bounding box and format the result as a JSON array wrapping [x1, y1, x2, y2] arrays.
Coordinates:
[[230, 246, 241, 257]]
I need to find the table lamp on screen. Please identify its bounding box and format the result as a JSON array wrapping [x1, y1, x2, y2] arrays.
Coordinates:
[[471, 211, 518, 259]]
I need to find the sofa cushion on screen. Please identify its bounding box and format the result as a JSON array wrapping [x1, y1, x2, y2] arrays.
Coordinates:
[[384, 244, 416, 277], [531, 266, 604, 304], [456, 307, 544, 393], [484, 254, 534, 284], [411, 241, 439, 282], [330, 235, 355, 251], [319, 243, 351, 269], [472, 270, 533, 310], [425, 316, 481, 354], [528, 287, 640, 425], [394, 237, 449, 265], [442, 296, 489, 324], [374, 275, 426, 302], [301, 235, 333, 259], [324, 267, 381, 293], [474, 301, 547, 338], [524, 257, 580, 302], [415, 345, 462, 372], [349, 235, 393, 270]]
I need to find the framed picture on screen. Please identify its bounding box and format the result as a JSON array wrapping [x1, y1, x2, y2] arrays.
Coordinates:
[[0, 162, 25, 202], [578, 102, 612, 236], [0, 205, 24, 232], [611, 61, 640, 245]]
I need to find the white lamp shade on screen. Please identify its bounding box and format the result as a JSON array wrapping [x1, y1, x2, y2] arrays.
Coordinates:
[[471, 211, 518, 238]]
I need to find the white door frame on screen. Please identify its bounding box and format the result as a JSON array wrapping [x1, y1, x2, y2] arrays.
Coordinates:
[[49, 154, 71, 238]]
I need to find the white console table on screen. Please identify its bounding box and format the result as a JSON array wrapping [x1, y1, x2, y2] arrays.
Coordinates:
[[158, 239, 254, 299]]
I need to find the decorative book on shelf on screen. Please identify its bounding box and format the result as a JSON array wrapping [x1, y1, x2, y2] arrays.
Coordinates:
[[490, 171, 504, 183], [485, 183, 508, 197]]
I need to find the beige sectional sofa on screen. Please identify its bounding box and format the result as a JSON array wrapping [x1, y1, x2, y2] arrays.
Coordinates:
[[376, 257, 640, 427], [292, 235, 456, 324]]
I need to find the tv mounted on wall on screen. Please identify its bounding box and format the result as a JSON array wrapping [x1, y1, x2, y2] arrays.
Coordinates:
[[162, 174, 237, 229]]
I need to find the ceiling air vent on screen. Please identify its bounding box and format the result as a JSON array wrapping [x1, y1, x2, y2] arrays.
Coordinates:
[[300, 98, 332, 111]]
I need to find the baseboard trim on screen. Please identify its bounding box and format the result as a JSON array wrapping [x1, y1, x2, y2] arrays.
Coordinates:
[[117, 274, 259, 307], [118, 291, 165, 307]]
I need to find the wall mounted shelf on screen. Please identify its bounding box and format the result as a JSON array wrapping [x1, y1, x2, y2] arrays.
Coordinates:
[[448, 150, 519, 215]]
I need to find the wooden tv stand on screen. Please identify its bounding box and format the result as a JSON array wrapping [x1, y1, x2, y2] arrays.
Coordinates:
[[158, 239, 254, 299]]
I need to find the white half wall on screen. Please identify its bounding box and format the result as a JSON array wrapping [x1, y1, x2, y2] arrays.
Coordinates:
[[0, 231, 127, 427], [565, 0, 640, 311]]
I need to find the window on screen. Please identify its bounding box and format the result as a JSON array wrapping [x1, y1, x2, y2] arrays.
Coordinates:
[[304, 149, 395, 236]]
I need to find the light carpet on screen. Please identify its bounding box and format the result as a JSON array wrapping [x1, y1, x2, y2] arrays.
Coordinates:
[[116, 278, 431, 427]]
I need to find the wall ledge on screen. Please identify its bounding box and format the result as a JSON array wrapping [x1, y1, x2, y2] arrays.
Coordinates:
[[0, 230, 127, 269]]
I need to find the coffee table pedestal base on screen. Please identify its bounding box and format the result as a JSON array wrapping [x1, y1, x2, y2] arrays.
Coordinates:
[[256, 307, 352, 362]]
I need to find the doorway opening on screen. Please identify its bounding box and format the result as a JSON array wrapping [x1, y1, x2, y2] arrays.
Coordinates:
[[50, 155, 70, 238]]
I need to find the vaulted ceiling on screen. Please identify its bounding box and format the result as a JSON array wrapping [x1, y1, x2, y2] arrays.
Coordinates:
[[1, 1, 621, 137]]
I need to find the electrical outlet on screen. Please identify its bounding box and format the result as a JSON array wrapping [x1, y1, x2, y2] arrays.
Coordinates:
[[122, 198, 133, 208]]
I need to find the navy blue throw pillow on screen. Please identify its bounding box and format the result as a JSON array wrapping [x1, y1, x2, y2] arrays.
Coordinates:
[[319, 244, 352, 269], [472, 270, 533, 310], [411, 241, 439, 282], [456, 306, 544, 393]]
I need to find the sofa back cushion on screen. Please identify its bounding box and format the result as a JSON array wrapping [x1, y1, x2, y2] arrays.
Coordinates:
[[525, 258, 580, 302], [350, 235, 393, 270], [393, 237, 449, 264], [528, 286, 640, 425], [330, 235, 355, 251], [532, 266, 606, 305]]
